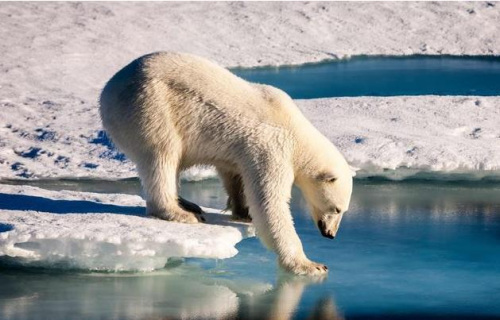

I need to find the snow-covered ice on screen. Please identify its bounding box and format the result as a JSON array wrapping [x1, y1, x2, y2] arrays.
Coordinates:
[[1, 2, 498, 103], [0, 184, 254, 271], [298, 96, 500, 180], [2, 95, 499, 181], [0, 2, 499, 181]]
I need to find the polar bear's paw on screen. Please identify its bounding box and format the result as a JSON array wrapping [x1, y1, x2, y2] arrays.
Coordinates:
[[150, 208, 204, 224], [178, 197, 204, 215], [281, 258, 328, 276]]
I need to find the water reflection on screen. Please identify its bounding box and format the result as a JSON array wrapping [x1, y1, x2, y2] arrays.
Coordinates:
[[0, 266, 340, 320], [235, 276, 343, 320], [6, 178, 499, 222], [292, 181, 500, 219]]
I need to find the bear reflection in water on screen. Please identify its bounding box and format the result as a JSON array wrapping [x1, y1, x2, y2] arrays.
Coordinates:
[[237, 276, 343, 320]]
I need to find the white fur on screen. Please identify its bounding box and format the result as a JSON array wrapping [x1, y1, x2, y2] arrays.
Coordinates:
[[100, 52, 353, 275]]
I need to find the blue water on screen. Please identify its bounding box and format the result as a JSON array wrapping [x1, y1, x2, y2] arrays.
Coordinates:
[[233, 56, 500, 98], [1, 179, 499, 319]]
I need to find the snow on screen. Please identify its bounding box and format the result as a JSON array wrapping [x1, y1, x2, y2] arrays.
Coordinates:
[[0, 184, 254, 271], [1, 3, 498, 102], [297, 96, 500, 180], [2, 95, 499, 181], [0, 2, 498, 181]]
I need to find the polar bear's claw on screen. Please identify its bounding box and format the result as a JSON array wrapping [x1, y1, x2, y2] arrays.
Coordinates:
[[282, 258, 329, 276], [151, 208, 201, 224], [178, 196, 204, 215]]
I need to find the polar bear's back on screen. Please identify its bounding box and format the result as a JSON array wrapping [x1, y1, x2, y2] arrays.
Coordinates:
[[142, 52, 255, 102], [99, 52, 306, 165], [110, 52, 304, 113]]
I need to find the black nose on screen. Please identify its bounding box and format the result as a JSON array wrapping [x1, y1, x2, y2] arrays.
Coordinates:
[[318, 220, 335, 239]]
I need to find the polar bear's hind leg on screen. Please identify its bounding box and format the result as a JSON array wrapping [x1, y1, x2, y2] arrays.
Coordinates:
[[178, 196, 204, 215], [136, 152, 202, 224], [218, 169, 251, 221]]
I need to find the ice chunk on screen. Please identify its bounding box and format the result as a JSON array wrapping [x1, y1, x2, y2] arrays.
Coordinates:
[[0, 185, 254, 271]]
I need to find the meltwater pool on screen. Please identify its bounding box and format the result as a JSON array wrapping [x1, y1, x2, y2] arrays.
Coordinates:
[[233, 56, 500, 99]]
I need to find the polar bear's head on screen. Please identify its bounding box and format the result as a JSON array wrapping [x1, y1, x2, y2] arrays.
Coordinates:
[[296, 143, 353, 239]]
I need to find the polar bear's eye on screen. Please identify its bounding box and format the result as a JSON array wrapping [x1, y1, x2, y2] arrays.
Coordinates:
[[317, 172, 337, 183]]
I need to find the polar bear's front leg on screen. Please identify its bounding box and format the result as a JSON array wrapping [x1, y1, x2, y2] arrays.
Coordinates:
[[241, 159, 328, 276]]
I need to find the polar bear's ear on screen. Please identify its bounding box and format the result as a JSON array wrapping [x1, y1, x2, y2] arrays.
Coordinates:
[[317, 172, 337, 182], [349, 165, 358, 177]]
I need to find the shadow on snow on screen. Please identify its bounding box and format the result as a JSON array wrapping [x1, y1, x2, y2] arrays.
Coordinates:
[[0, 193, 144, 216]]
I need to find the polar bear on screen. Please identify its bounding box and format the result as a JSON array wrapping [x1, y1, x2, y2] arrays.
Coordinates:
[[100, 52, 353, 276]]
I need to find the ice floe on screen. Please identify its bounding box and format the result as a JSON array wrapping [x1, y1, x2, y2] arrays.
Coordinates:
[[1, 96, 499, 181], [297, 96, 500, 181], [0, 184, 254, 271]]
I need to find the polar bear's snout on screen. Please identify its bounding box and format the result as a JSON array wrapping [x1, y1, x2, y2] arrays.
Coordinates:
[[317, 220, 334, 238], [317, 213, 344, 239]]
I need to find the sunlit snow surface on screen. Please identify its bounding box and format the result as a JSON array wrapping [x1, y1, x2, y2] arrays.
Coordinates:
[[0, 184, 254, 271], [2, 95, 500, 182], [0, 2, 499, 182]]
